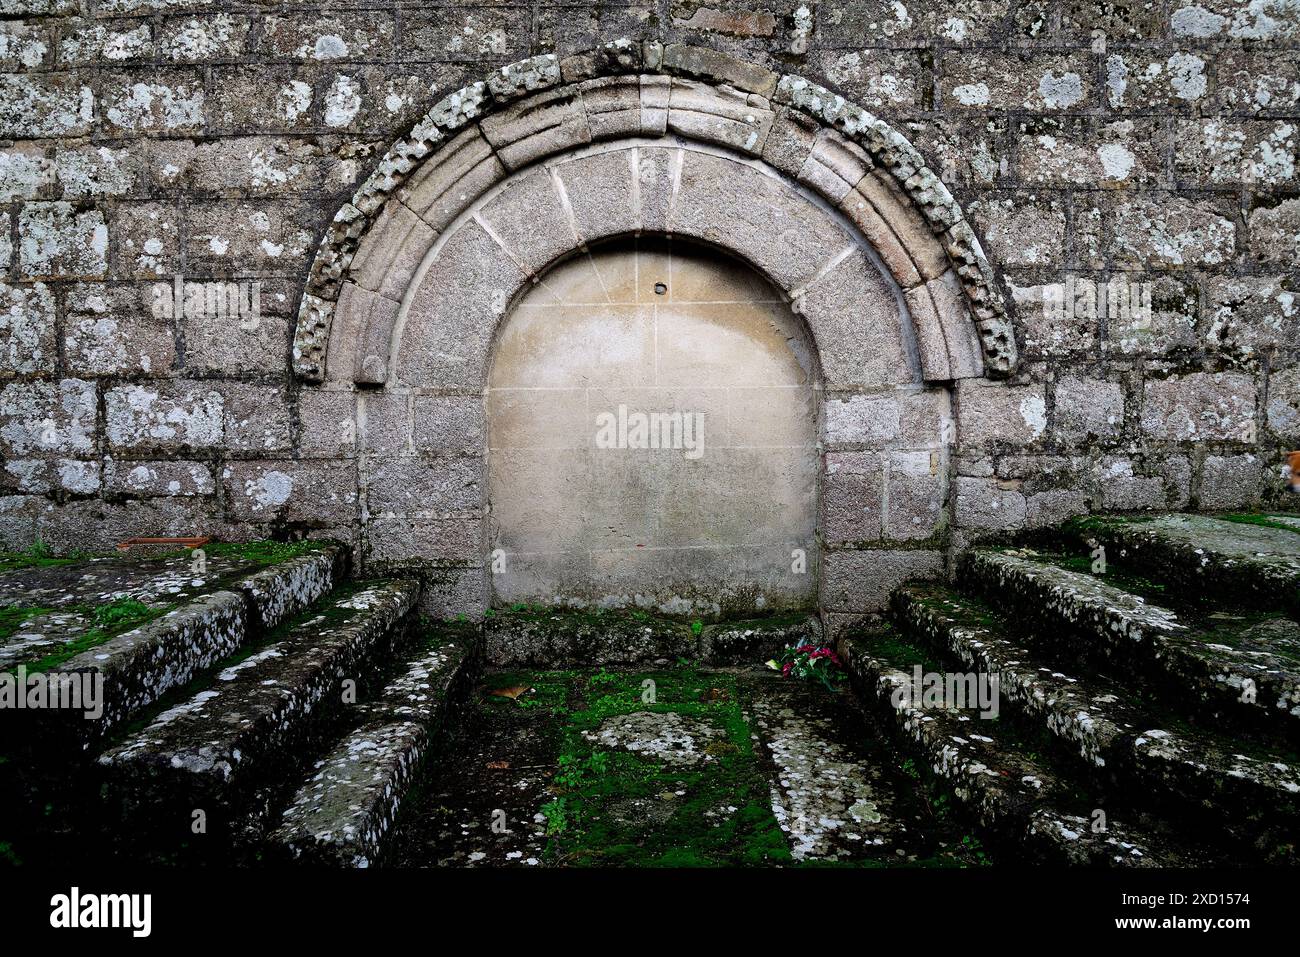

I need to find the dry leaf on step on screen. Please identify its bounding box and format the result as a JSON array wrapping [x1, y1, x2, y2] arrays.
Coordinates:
[[489, 684, 532, 699]]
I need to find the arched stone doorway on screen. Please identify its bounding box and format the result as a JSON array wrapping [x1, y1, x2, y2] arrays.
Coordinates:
[[487, 237, 824, 616], [292, 41, 1018, 626]]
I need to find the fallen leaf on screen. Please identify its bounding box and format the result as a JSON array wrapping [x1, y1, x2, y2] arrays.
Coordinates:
[[489, 684, 532, 700], [486, 760, 510, 769]]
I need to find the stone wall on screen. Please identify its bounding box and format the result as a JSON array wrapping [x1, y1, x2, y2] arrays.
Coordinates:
[[1, 1, 1297, 622]]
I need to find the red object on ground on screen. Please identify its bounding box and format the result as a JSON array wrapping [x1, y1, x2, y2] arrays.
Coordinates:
[[116, 536, 212, 551]]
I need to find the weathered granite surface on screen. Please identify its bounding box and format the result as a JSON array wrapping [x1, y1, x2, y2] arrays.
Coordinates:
[[1, 545, 346, 748], [1069, 513, 1300, 614], [272, 629, 477, 867], [483, 608, 819, 666], [892, 583, 1300, 852], [0, 6, 1296, 621], [837, 631, 1195, 865], [960, 548, 1300, 738], [96, 577, 419, 845]]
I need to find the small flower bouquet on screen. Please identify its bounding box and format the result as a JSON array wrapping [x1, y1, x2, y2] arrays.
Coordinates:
[[767, 643, 845, 691]]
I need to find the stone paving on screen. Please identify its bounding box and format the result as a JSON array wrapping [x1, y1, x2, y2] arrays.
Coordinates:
[[387, 667, 977, 867]]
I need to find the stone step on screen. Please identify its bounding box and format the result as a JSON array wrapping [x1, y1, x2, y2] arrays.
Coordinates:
[[5, 545, 347, 753], [835, 632, 1192, 866], [891, 584, 1300, 857], [1063, 513, 1300, 616], [484, 608, 818, 666], [959, 549, 1300, 742], [270, 627, 478, 867], [95, 578, 420, 851]]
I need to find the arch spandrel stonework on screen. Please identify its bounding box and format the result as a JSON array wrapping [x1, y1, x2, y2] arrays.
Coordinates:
[[291, 40, 1017, 387]]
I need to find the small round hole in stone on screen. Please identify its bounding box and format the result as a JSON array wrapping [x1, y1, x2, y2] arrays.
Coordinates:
[[653, 282, 667, 296]]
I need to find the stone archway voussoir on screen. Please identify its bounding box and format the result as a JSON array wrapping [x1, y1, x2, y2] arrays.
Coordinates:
[[392, 220, 530, 391], [293, 40, 1018, 383], [669, 150, 850, 296]]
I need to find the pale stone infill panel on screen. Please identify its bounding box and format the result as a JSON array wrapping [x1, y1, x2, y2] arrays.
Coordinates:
[[292, 43, 1015, 381], [485, 241, 820, 615]]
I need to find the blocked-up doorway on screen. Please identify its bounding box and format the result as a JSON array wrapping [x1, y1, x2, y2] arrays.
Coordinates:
[[486, 238, 821, 617]]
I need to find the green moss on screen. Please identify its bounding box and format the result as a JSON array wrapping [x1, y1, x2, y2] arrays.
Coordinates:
[[201, 539, 329, 565], [0, 539, 91, 573], [0, 605, 55, 643], [489, 604, 814, 630], [512, 668, 793, 867], [0, 538, 328, 574], [848, 629, 944, 674], [1052, 552, 1169, 594], [1216, 513, 1300, 536], [108, 580, 381, 742], [13, 597, 172, 674]]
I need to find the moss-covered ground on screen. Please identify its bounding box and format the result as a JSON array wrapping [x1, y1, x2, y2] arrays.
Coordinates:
[[389, 664, 994, 868]]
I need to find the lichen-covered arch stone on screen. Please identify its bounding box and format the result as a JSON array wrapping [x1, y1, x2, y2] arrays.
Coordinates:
[[383, 142, 922, 394], [293, 39, 1017, 384]]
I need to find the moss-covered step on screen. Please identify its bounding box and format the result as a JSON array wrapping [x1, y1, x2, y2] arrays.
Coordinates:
[[892, 584, 1300, 860], [270, 626, 479, 867], [2, 545, 347, 752], [483, 607, 818, 666], [95, 578, 420, 854], [835, 631, 1196, 866], [0, 542, 344, 673], [1059, 514, 1300, 616], [959, 549, 1300, 741]]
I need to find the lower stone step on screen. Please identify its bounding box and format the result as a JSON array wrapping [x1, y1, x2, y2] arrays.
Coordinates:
[[270, 627, 478, 867], [5, 545, 347, 754], [959, 549, 1300, 741], [484, 608, 819, 666], [96, 578, 420, 852], [836, 632, 1197, 866], [892, 584, 1300, 858]]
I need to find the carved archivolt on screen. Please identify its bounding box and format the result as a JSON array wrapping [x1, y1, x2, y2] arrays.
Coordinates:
[[293, 40, 1017, 386]]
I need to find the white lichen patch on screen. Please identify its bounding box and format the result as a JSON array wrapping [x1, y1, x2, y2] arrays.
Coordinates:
[[953, 82, 990, 106], [324, 75, 361, 128], [1038, 72, 1084, 109], [752, 697, 898, 861], [584, 711, 722, 765]]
